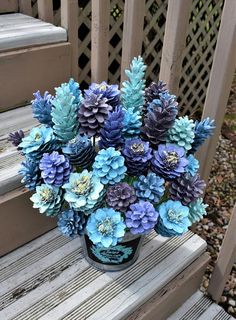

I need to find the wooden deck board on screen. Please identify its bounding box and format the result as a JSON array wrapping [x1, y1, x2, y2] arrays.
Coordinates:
[[0, 13, 67, 51], [168, 290, 233, 320], [0, 230, 206, 320]]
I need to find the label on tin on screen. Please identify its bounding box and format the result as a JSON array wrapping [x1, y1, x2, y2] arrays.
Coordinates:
[[84, 234, 141, 265]]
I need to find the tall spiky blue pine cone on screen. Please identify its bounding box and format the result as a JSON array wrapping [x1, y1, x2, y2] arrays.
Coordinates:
[[51, 84, 79, 142], [62, 134, 96, 168], [190, 117, 215, 153], [57, 209, 86, 238], [32, 91, 53, 126], [122, 107, 142, 139], [121, 56, 146, 113], [78, 93, 112, 137], [99, 107, 124, 149], [68, 78, 82, 107], [141, 93, 178, 147], [169, 173, 206, 205]]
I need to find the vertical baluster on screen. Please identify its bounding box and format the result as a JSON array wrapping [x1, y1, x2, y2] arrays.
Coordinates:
[[61, 0, 79, 80], [120, 0, 145, 84], [38, 0, 53, 23], [159, 0, 192, 95], [91, 0, 110, 83], [197, 0, 236, 181], [19, 0, 32, 16]]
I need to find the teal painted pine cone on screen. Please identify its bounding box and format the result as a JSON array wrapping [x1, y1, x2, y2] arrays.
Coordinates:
[[188, 198, 208, 223], [30, 184, 62, 217], [51, 83, 79, 142], [167, 116, 195, 151], [93, 147, 127, 185]]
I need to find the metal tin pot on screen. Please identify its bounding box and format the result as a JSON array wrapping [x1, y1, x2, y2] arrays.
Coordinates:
[[81, 232, 144, 272]]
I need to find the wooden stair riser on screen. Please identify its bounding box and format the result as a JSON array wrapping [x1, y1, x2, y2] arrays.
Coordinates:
[[0, 43, 71, 112]]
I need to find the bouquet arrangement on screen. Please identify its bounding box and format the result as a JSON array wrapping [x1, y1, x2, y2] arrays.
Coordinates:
[[10, 56, 214, 249]]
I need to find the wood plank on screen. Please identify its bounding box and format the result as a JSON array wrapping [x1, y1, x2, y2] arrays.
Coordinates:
[[91, 0, 110, 83], [61, 0, 79, 80], [128, 253, 210, 320], [0, 228, 59, 270], [0, 0, 18, 13], [208, 204, 236, 302], [197, 0, 236, 182], [197, 304, 227, 320], [0, 24, 67, 52], [0, 191, 56, 256], [19, 0, 32, 16], [85, 235, 206, 320], [0, 232, 157, 319], [37, 0, 53, 23], [159, 0, 192, 95], [0, 43, 71, 112], [120, 0, 145, 83]]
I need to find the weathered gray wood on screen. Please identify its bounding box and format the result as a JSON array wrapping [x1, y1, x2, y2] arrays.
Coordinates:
[[0, 232, 206, 320], [0, 43, 71, 112], [61, 0, 79, 80], [197, 0, 236, 182], [120, 0, 145, 83], [91, 0, 110, 83], [168, 290, 233, 320], [208, 204, 236, 302], [128, 253, 210, 320], [0, 191, 56, 257], [0, 0, 18, 13], [159, 0, 192, 95], [19, 0, 32, 16], [37, 0, 53, 23], [0, 14, 67, 52]]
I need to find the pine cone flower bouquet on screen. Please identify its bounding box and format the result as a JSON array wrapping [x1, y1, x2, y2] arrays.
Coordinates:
[[11, 57, 214, 271]]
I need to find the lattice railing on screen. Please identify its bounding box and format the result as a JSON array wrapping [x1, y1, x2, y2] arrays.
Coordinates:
[[31, 0, 224, 115]]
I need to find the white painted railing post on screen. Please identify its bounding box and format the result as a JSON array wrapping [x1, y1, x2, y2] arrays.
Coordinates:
[[159, 0, 192, 95], [61, 0, 79, 80], [120, 0, 145, 84], [208, 204, 236, 302], [91, 0, 110, 83], [197, 0, 236, 182]]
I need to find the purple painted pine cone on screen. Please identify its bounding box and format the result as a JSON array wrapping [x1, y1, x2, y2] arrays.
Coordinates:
[[169, 173, 206, 205], [106, 182, 136, 212], [78, 93, 112, 137], [125, 200, 159, 235], [39, 151, 72, 186], [122, 138, 152, 176]]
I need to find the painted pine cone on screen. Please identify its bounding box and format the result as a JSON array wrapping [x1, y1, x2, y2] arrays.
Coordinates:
[[106, 182, 136, 212], [169, 173, 206, 205]]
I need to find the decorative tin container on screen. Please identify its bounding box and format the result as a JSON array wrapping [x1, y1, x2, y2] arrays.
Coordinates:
[[81, 232, 144, 271]]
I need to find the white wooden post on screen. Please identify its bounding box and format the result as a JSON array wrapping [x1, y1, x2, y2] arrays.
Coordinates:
[[37, 0, 53, 23], [208, 204, 236, 302], [197, 0, 236, 182], [91, 0, 110, 83], [120, 0, 145, 84], [19, 0, 32, 16], [61, 0, 79, 80], [159, 0, 192, 95]]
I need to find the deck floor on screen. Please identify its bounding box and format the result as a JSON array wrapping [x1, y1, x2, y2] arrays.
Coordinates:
[[0, 229, 206, 320], [168, 290, 234, 320]]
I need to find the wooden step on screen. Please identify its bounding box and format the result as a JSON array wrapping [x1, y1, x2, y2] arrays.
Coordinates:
[[0, 104, 37, 195], [168, 290, 234, 320], [0, 13, 67, 52], [0, 229, 207, 320]]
